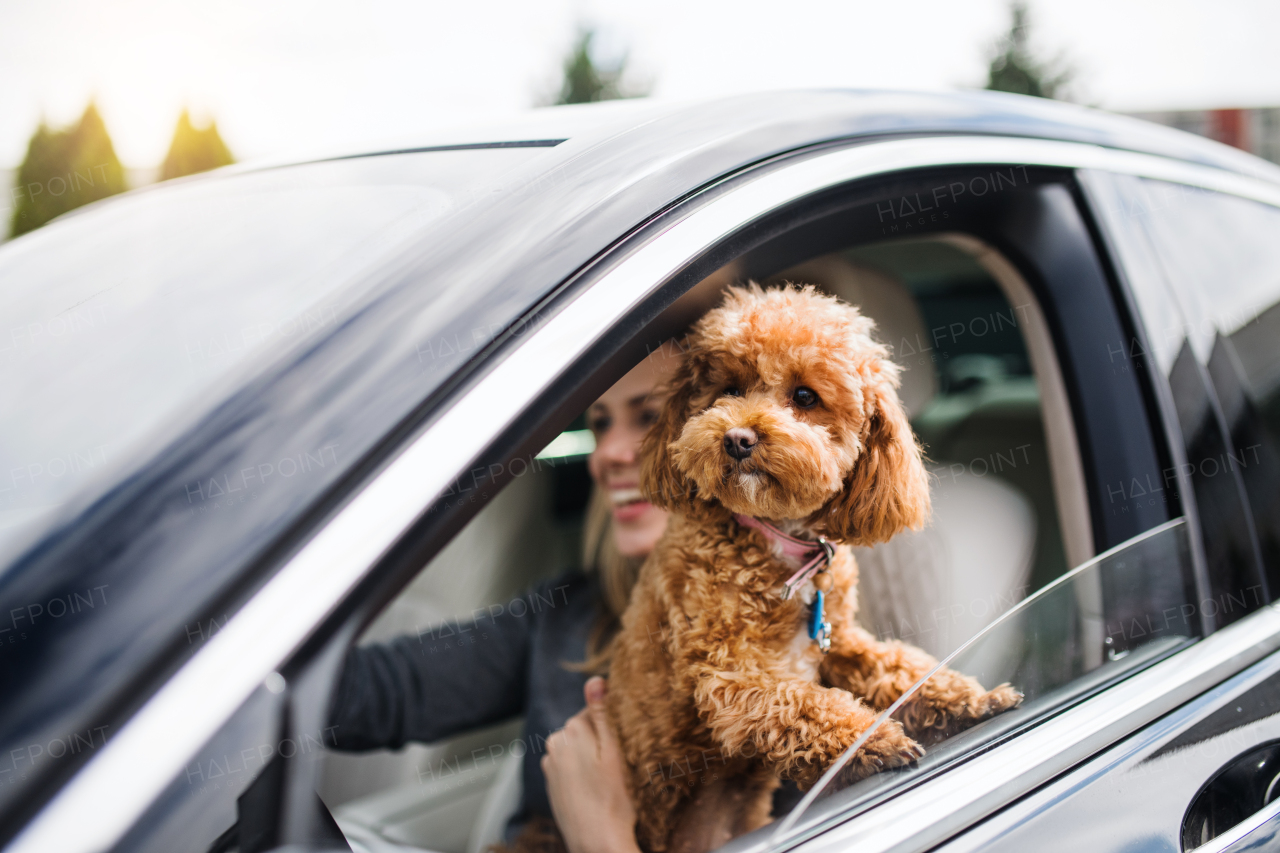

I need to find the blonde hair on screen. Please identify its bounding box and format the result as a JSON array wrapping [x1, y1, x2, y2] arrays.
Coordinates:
[[574, 484, 644, 672]]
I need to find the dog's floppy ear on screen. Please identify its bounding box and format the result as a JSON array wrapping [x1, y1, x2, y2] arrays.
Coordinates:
[[816, 371, 931, 545], [640, 355, 700, 512]]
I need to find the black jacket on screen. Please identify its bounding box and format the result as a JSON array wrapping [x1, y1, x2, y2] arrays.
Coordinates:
[[328, 572, 596, 836]]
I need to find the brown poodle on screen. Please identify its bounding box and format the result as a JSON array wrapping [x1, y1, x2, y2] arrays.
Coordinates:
[[607, 284, 1021, 853]]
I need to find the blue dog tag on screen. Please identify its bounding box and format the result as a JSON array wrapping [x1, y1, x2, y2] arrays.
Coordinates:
[[809, 589, 832, 652]]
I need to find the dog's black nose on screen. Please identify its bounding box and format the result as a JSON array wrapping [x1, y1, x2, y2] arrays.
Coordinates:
[[723, 427, 758, 460]]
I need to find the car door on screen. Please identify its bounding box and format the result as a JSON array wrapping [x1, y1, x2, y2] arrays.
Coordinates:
[[13, 134, 1280, 853], [917, 168, 1280, 853]]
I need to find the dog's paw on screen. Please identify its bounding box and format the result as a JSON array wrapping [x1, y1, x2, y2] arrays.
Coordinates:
[[836, 719, 924, 785], [905, 681, 1024, 745], [971, 683, 1023, 719]]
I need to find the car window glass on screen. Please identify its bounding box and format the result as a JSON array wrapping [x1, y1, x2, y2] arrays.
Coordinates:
[[0, 147, 546, 558], [771, 518, 1199, 848], [1084, 172, 1279, 615], [1117, 180, 1280, 356], [1128, 179, 1280, 609]]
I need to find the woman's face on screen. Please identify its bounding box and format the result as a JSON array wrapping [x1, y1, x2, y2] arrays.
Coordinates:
[[587, 354, 676, 558]]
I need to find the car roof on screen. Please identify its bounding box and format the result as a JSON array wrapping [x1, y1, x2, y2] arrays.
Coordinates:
[[236, 88, 1280, 185]]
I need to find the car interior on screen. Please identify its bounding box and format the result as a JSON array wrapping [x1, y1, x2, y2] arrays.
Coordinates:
[[314, 229, 1096, 853]]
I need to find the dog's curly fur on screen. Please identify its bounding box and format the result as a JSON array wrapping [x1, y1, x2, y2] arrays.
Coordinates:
[[607, 284, 1021, 853]]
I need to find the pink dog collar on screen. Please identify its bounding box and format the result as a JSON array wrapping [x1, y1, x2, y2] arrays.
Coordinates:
[[734, 514, 835, 601]]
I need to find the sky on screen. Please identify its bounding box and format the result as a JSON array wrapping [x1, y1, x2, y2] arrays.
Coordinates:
[[1, 0, 1278, 168]]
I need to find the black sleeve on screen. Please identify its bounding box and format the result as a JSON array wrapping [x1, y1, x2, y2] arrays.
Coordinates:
[[327, 601, 535, 751]]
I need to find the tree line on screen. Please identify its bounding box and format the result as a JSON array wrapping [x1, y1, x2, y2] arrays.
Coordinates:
[[8, 106, 234, 239], [8, 3, 1063, 241]]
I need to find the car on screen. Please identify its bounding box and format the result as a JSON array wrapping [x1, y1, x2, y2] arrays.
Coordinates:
[[2, 88, 1280, 853]]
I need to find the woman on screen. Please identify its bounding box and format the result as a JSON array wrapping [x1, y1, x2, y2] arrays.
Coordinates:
[[328, 350, 677, 848]]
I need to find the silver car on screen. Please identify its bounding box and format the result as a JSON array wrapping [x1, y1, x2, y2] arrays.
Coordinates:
[[2, 90, 1280, 853]]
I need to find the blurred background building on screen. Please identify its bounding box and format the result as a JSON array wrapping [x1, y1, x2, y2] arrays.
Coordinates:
[[1125, 107, 1280, 164]]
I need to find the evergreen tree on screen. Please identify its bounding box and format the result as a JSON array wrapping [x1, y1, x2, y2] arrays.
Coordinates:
[[985, 2, 1072, 100], [554, 28, 647, 105], [159, 110, 235, 181], [9, 103, 127, 238]]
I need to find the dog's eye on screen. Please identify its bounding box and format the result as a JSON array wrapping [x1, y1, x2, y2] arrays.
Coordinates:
[[793, 386, 819, 409], [721, 387, 741, 398]]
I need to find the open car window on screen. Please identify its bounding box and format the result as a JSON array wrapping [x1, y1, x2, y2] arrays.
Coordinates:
[[314, 229, 1095, 852], [305, 164, 1181, 853], [765, 517, 1199, 850]]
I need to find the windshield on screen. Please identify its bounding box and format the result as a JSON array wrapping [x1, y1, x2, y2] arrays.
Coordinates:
[[764, 518, 1198, 850], [0, 147, 548, 556]]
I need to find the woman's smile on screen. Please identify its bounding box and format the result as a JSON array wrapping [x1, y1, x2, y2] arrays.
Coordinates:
[[609, 485, 654, 523]]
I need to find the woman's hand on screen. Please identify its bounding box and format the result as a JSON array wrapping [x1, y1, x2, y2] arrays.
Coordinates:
[[542, 676, 640, 853]]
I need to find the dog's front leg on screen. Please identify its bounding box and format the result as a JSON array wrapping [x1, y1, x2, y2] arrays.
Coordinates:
[[689, 662, 922, 788], [820, 625, 1021, 745]]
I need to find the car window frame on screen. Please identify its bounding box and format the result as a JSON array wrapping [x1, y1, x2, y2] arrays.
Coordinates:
[[314, 162, 1174, 852], [14, 136, 1280, 853]]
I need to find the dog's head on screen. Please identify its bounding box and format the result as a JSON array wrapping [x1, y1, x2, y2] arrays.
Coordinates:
[[641, 283, 930, 545]]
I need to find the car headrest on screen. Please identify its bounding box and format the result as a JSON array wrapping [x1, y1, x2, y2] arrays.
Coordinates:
[[765, 254, 937, 418]]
